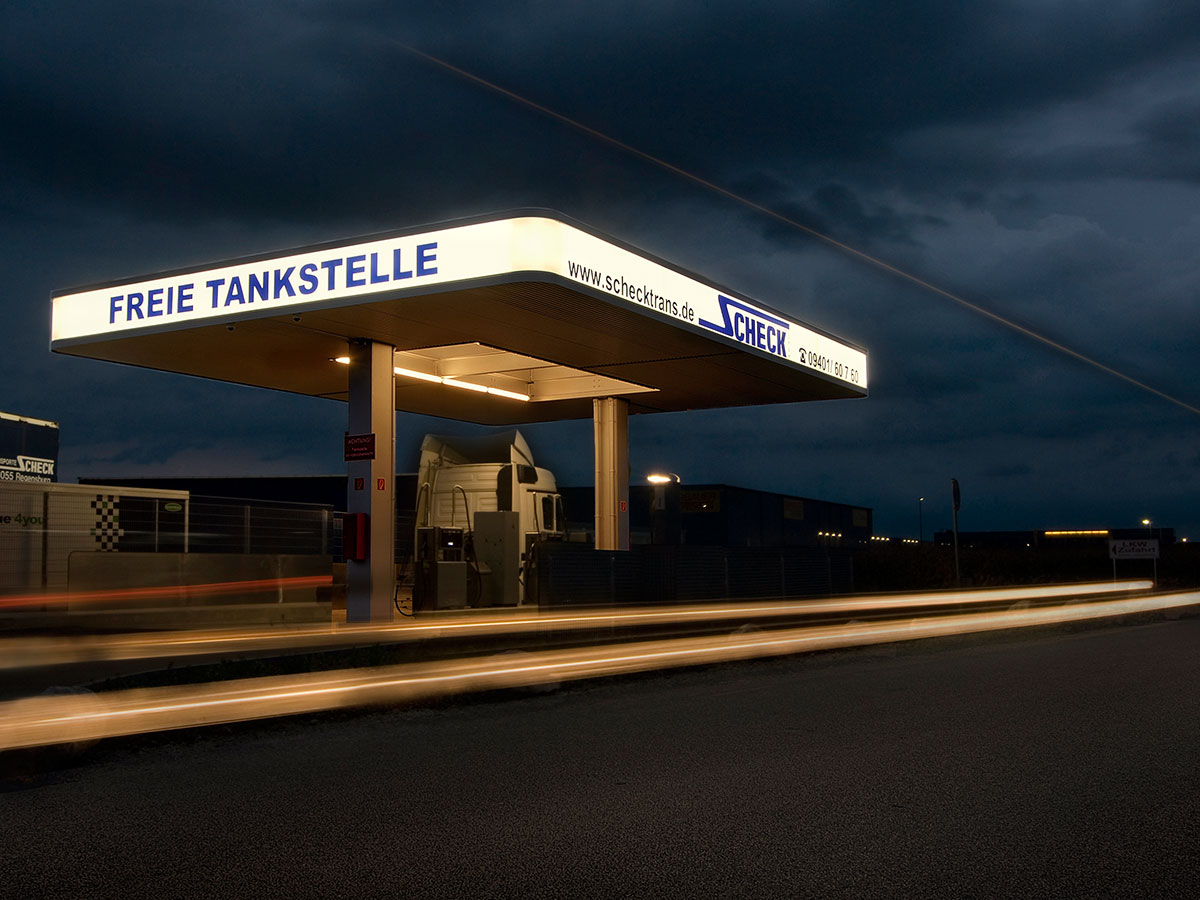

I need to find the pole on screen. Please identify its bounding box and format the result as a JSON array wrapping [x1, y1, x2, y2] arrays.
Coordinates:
[[346, 339, 397, 623], [593, 397, 630, 551], [918, 497, 924, 543], [1144, 519, 1156, 589], [952, 505, 961, 587], [950, 479, 961, 588]]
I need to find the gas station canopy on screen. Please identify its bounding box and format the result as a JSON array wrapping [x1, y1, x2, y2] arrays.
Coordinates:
[[51, 210, 870, 620], [51, 211, 867, 423]]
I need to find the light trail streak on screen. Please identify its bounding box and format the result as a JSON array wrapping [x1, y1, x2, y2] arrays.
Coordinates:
[[1, 586, 1192, 752], [0, 581, 1151, 671], [394, 42, 1200, 418], [0, 575, 332, 610]]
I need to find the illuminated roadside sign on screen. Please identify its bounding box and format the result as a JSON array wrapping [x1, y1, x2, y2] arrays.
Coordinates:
[[51, 215, 868, 391]]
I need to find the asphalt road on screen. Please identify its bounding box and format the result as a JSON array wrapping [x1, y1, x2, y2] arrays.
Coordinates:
[[3, 618, 1198, 899]]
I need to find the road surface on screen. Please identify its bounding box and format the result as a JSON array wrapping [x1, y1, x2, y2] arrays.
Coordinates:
[[3, 618, 1198, 898]]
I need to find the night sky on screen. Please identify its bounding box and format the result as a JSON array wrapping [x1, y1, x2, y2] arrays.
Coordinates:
[[4, 1, 1198, 540]]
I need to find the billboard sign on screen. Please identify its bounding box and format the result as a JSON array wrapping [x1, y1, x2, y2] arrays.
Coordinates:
[[0, 412, 59, 484]]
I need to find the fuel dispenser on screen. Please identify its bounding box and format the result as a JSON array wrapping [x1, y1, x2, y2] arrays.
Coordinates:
[[412, 525, 469, 611]]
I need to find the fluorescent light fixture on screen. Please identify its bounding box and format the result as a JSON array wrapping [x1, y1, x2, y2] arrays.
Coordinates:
[[442, 377, 488, 393], [485, 386, 531, 402], [393, 366, 443, 384], [332, 354, 529, 400]]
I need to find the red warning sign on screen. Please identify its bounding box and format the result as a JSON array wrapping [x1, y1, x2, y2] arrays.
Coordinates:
[[344, 433, 376, 461]]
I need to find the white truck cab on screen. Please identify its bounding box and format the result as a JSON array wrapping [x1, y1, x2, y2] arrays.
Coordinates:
[[413, 431, 563, 608]]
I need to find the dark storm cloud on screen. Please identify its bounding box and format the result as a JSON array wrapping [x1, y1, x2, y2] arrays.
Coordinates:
[[1137, 97, 1200, 151], [0, 2, 541, 223], [6, 0, 1200, 230], [728, 175, 948, 250], [962, 214, 1200, 397], [380, 0, 1200, 210]]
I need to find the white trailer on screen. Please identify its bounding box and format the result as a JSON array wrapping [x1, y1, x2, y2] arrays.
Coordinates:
[[0, 481, 189, 600]]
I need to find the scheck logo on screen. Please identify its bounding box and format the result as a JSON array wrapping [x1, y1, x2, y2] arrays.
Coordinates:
[[0, 455, 56, 483], [18, 456, 55, 477], [698, 295, 789, 358]]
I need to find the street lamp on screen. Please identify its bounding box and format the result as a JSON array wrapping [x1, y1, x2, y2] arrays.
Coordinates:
[[646, 473, 681, 546], [1142, 518, 1156, 586], [918, 497, 925, 542]]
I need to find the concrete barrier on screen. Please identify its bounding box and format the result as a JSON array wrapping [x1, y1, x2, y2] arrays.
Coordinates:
[[66, 552, 332, 626]]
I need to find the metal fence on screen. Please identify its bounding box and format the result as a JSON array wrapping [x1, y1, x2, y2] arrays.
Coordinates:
[[532, 543, 854, 607], [186, 496, 334, 556]]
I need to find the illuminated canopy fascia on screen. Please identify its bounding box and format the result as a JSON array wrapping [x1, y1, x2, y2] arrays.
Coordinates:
[[51, 211, 868, 424]]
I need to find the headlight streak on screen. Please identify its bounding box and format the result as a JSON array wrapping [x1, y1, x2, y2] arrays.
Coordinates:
[[0, 575, 333, 610], [0, 581, 1152, 671], [0, 586, 1193, 752]]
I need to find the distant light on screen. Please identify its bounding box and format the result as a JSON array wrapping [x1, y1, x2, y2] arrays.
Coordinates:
[[1044, 530, 1109, 537], [1142, 519, 1151, 526], [646, 473, 680, 484], [333, 356, 350, 364]]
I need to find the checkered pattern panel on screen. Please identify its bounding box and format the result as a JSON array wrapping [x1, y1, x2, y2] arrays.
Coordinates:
[[90, 495, 124, 551]]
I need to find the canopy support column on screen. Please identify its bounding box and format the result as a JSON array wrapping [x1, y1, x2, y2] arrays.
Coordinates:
[[593, 397, 629, 551], [346, 339, 396, 623]]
